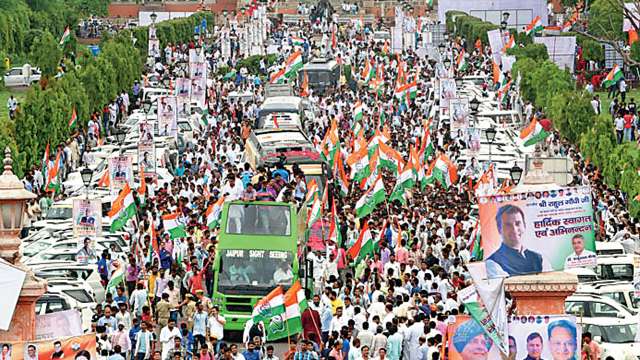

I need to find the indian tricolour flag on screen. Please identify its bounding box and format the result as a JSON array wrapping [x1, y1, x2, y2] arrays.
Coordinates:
[[45, 150, 62, 194], [328, 199, 342, 246], [353, 101, 364, 121], [320, 120, 340, 167], [389, 158, 416, 204], [419, 127, 434, 164], [305, 179, 319, 204], [291, 36, 305, 46], [347, 223, 377, 262], [285, 51, 303, 78], [68, 107, 77, 128], [162, 212, 187, 239], [334, 153, 350, 197], [519, 117, 552, 146], [306, 196, 322, 228], [270, 283, 305, 341], [106, 266, 125, 294], [59, 26, 71, 46], [108, 184, 137, 232], [206, 196, 225, 229], [492, 60, 505, 87], [456, 50, 468, 72], [361, 59, 375, 84], [426, 154, 458, 189], [270, 69, 286, 84], [525, 16, 544, 36], [347, 146, 370, 182], [366, 129, 389, 156], [378, 141, 403, 175], [603, 65, 624, 88], [355, 176, 385, 218], [253, 287, 286, 331], [501, 35, 515, 53]]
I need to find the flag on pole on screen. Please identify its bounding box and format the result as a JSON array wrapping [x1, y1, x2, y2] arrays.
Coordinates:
[[59, 26, 71, 46], [45, 151, 62, 193], [425, 154, 459, 189], [106, 266, 125, 294], [306, 196, 322, 228], [68, 107, 77, 128], [603, 65, 624, 88], [328, 199, 342, 246], [456, 50, 468, 72], [354, 176, 385, 218], [353, 101, 364, 121], [389, 158, 416, 204], [361, 58, 375, 84], [41, 142, 50, 183], [305, 179, 319, 204], [206, 196, 225, 229], [347, 223, 378, 262], [108, 184, 137, 232], [520, 117, 552, 146], [525, 16, 544, 36], [347, 146, 371, 182], [285, 51, 303, 78], [334, 153, 350, 197], [270, 68, 286, 84], [377, 140, 403, 175], [162, 212, 187, 239], [501, 35, 515, 53], [252, 286, 285, 324], [320, 120, 340, 167]]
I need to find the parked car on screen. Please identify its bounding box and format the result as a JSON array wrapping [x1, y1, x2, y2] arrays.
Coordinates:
[[565, 293, 636, 320], [31, 261, 106, 302], [579, 317, 640, 360], [3, 65, 41, 87], [576, 281, 640, 314]]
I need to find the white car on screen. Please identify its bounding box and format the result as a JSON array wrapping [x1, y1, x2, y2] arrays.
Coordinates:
[[565, 293, 636, 320], [46, 282, 97, 332], [30, 261, 106, 302], [3, 66, 41, 87], [579, 317, 640, 360], [577, 281, 640, 314]]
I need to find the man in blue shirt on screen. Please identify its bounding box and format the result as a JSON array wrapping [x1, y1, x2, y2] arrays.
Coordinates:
[[242, 342, 261, 360]]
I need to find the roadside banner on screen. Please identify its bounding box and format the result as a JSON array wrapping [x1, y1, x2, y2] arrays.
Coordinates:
[[3, 333, 96, 360], [148, 38, 160, 58], [478, 186, 596, 278], [108, 155, 133, 193], [487, 29, 504, 64], [73, 199, 102, 237], [467, 128, 481, 154], [189, 62, 207, 108], [448, 315, 581, 360], [35, 310, 83, 340], [157, 96, 178, 137], [449, 98, 470, 138], [458, 285, 508, 355]]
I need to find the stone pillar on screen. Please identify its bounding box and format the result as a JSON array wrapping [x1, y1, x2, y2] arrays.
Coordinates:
[[505, 271, 577, 315]]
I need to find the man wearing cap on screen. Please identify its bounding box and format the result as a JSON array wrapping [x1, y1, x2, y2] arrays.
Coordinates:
[[452, 319, 492, 360]]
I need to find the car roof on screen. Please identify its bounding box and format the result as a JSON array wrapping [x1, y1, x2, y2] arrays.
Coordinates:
[[578, 317, 638, 326]]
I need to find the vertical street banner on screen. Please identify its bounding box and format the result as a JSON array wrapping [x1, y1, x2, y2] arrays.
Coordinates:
[[189, 62, 207, 109], [109, 155, 133, 193], [467, 128, 481, 154], [188, 48, 204, 64], [478, 186, 596, 278], [458, 285, 509, 356], [72, 199, 102, 237], [439, 78, 457, 111], [157, 95, 178, 137], [487, 29, 504, 64], [148, 38, 160, 58], [176, 77, 191, 98], [138, 121, 156, 175], [449, 98, 470, 138]]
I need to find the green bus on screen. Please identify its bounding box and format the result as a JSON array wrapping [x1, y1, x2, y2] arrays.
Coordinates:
[[211, 200, 311, 331]]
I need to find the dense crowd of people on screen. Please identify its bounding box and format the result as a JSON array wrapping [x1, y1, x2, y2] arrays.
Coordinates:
[[19, 10, 638, 360]]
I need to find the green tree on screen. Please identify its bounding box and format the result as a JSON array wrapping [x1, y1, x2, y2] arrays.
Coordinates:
[[548, 90, 595, 143], [28, 30, 61, 77], [588, 0, 624, 41]]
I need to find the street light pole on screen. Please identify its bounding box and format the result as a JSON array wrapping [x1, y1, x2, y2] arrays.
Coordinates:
[[485, 127, 497, 164], [80, 167, 93, 200]]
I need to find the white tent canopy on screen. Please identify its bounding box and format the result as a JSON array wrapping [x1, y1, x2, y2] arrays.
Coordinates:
[[0, 258, 26, 331]]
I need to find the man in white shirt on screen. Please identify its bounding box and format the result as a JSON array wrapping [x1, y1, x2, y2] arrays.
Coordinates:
[[221, 176, 244, 201], [564, 234, 597, 269], [208, 306, 226, 342], [330, 307, 347, 333], [159, 320, 181, 360]]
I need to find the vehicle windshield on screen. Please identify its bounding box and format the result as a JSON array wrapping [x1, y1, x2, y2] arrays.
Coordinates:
[[46, 206, 73, 220], [23, 240, 53, 257], [226, 204, 291, 236], [601, 324, 637, 343], [218, 249, 293, 294], [63, 289, 93, 303], [597, 264, 634, 281]]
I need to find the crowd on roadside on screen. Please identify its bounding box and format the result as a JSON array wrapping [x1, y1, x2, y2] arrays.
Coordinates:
[[19, 10, 640, 360]]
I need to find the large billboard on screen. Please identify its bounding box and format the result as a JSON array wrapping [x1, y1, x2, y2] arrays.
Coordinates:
[[448, 315, 581, 360], [478, 186, 596, 278]]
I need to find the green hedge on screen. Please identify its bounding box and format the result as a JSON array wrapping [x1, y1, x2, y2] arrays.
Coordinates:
[[6, 12, 213, 177], [511, 37, 640, 217], [445, 11, 500, 52]]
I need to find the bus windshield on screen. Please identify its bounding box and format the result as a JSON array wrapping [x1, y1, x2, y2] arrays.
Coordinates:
[[226, 204, 291, 235], [218, 249, 294, 294]]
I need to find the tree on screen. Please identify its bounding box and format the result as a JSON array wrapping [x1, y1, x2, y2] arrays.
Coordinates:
[[29, 30, 61, 77], [548, 91, 595, 143]]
